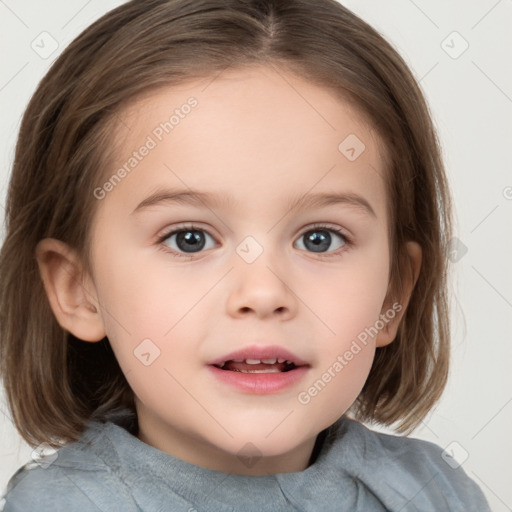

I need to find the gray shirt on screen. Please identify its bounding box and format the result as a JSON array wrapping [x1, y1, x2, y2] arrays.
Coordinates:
[[1, 413, 490, 511]]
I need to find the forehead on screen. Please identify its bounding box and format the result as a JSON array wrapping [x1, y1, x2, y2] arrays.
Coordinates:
[[97, 64, 389, 222]]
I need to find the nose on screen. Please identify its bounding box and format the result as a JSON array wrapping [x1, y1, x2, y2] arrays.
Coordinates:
[[226, 256, 297, 320]]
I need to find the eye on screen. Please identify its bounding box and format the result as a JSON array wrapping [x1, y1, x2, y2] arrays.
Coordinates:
[[157, 223, 351, 259], [158, 224, 216, 257], [294, 224, 350, 256]]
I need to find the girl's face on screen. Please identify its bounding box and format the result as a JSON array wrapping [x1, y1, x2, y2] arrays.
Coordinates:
[[87, 64, 398, 475]]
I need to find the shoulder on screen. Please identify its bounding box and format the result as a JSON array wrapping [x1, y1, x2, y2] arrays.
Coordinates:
[[1, 422, 138, 512], [331, 417, 491, 512]]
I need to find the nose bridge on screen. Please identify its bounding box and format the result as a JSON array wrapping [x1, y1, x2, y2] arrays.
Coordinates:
[[226, 233, 296, 318]]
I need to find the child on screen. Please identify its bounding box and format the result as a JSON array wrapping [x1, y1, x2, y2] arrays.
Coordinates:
[[0, 0, 491, 510]]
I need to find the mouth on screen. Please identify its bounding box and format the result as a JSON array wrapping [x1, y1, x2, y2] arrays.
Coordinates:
[[207, 345, 309, 373], [207, 345, 310, 393], [213, 358, 299, 374]]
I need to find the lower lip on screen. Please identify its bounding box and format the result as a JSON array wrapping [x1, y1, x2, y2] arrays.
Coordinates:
[[207, 365, 309, 394]]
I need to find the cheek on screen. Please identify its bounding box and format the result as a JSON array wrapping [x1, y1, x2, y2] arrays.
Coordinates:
[[91, 251, 207, 411], [299, 247, 390, 342], [294, 261, 387, 425], [91, 240, 216, 370], [93, 235, 198, 327], [296, 343, 375, 433], [292, 243, 389, 422]]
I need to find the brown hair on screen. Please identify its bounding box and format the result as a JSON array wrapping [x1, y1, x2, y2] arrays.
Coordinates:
[[0, 0, 452, 446]]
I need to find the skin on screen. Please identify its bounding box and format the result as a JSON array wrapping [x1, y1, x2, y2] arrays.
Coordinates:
[[36, 64, 421, 476]]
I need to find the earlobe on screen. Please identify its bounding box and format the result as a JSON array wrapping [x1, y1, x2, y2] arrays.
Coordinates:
[[35, 238, 106, 342], [375, 241, 422, 348]]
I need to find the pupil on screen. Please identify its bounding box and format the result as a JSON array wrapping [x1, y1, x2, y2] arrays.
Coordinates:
[[177, 230, 205, 253], [305, 230, 330, 252]]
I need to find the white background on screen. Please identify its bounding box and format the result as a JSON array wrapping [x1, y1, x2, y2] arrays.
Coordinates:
[[0, 1, 511, 510]]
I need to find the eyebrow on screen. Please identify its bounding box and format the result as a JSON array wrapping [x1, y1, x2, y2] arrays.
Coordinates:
[[131, 188, 376, 217]]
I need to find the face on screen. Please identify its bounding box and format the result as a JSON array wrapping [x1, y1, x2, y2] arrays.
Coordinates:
[[87, 64, 393, 475]]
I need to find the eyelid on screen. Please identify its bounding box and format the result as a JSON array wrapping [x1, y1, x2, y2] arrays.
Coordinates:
[[156, 222, 217, 243], [298, 222, 352, 241], [156, 222, 354, 258], [156, 222, 352, 241]]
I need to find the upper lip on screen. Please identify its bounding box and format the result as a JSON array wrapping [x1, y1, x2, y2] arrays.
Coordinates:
[[207, 344, 309, 366]]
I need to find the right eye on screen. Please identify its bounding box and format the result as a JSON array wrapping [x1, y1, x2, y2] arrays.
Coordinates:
[[157, 224, 217, 258]]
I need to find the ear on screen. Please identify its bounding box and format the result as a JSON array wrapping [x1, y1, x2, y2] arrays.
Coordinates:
[[35, 238, 106, 342], [375, 241, 422, 348]]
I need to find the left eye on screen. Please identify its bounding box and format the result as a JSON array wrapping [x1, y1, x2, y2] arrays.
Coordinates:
[[294, 226, 348, 254]]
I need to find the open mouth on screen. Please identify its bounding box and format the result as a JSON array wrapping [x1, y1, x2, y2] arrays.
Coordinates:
[[207, 348, 310, 392], [214, 358, 298, 373]]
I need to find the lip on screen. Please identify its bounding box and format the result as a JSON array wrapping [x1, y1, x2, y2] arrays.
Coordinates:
[[207, 364, 310, 394], [206, 344, 310, 394], [207, 344, 309, 367]]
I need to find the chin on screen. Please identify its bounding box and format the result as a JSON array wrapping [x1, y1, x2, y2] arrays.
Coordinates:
[[216, 422, 313, 457]]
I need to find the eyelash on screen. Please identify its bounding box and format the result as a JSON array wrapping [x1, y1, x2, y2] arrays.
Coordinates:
[[156, 223, 353, 259]]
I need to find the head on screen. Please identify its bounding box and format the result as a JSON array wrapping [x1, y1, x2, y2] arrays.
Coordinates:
[[0, 0, 451, 473]]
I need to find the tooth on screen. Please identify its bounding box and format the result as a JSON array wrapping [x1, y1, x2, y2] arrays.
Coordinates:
[[285, 360, 293, 365], [245, 359, 261, 364], [219, 362, 225, 368], [262, 358, 277, 364], [277, 358, 286, 363], [232, 359, 244, 362], [238, 368, 281, 373]]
